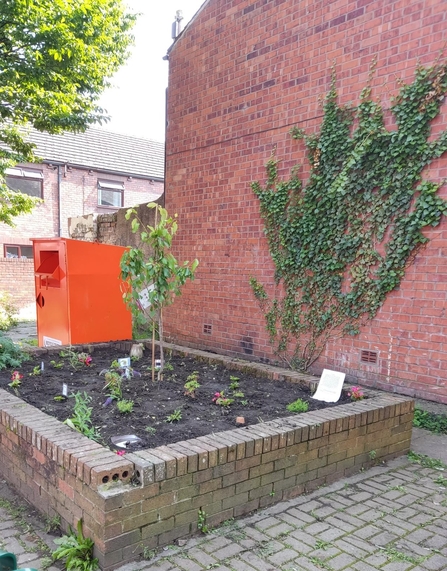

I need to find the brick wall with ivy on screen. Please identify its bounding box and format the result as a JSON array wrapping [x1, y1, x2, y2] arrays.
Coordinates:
[[163, 0, 447, 402]]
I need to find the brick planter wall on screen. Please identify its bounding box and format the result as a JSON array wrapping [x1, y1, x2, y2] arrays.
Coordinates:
[[0, 344, 414, 570]]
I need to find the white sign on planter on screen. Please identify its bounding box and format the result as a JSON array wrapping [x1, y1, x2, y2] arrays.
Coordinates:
[[312, 369, 345, 403]]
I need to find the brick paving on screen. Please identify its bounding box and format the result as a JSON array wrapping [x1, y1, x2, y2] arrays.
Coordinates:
[[1, 446, 446, 571]]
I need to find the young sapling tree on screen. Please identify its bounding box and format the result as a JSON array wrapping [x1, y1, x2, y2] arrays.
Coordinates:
[[120, 203, 198, 381]]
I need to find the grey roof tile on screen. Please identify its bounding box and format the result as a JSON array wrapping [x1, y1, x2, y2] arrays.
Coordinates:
[[25, 127, 164, 180]]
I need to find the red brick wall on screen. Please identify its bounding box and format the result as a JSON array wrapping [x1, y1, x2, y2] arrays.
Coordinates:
[[0, 258, 35, 309], [164, 0, 447, 402]]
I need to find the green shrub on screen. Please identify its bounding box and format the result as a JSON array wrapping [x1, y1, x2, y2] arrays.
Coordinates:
[[0, 333, 28, 370], [413, 408, 447, 434], [0, 292, 18, 330], [286, 399, 309, 413]]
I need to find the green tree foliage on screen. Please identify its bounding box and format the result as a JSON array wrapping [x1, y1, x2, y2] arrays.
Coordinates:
[[251, 63, 447, 371], [0, 0, 136, 224], [120, 203, 199, 380]]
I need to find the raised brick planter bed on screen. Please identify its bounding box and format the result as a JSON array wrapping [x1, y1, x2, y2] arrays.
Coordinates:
[[0, 343, 414, 570]]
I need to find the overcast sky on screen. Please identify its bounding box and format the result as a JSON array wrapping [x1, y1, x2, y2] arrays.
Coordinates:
[[98, 0, 205, 142]]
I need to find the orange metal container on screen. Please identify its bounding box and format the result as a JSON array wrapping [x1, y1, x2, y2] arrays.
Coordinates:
[[32, 238, 132, 347]]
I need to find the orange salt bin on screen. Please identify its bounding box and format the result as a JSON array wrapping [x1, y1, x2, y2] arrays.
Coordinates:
[[31, 238, 132, 347]]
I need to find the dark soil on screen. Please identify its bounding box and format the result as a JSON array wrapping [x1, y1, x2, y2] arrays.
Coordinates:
[[0, 346, 352, 451]]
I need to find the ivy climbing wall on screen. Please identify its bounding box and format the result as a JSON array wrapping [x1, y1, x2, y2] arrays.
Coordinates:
[[164, 0, 447, 402]]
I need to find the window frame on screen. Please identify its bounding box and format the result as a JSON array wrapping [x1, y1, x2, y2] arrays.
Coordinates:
[[4, 167, 44, 199], [4, 244, 34, 259], [97, 179, 124, 208]]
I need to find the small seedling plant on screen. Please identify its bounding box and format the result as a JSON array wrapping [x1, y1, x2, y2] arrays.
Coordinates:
[[165, 408, 182, 423], [60, 349, 92, 369], [29, 364, 41, 376], [8, 370, 23, 389], [64, 392, 101, 442], [52, 519, 98, 571], [184, 371, 200, 397], [197, 508, 209, 534], [286, 398, 309, 413], [212, 391, 234, 407], [117, 399, 134, 414]]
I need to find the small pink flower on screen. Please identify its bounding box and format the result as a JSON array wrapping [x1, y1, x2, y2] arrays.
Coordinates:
[[11, 371, 23, 381], [116, 450, 126, 456]]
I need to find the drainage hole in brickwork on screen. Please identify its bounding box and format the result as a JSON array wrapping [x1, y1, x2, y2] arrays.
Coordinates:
[[102, 475, 109, 484], [122, 470, 128, 478], [112, 474, 119, 481]]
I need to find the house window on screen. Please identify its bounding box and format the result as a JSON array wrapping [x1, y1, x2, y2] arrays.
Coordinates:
[[4, 244, 34, 259], [4, 168, 43, 198], [98, 180, 124, 207]]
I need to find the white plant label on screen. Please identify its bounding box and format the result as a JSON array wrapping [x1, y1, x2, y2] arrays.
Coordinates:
[[312, 369, 345, 403]]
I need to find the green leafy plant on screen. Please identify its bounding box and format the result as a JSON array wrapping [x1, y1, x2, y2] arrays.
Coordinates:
[[250, 62, 447, 370], [165, 408, 182, 423], [116, 399, 134, 413], [102, 370, 122, 400], [52, 519, 98, 571], [286, 398, 309, 413], [197, 508, 209, 534], [8, 370, 23, 389], [0, 332, 28, 370], [50, 360, 64, 369], [0, 292, 18, 330], [44, 514, 61, 533], [413, 408, 447, 434], [212, 391, 234, 407], [229, 377, 240, 390], [60, 349, 92, 369], [29, 364, 41, 376], [369, 450, 377, 460], [64, 392, 101, 442], [184, 371, 200, 397], [120, 203, 198, 381]]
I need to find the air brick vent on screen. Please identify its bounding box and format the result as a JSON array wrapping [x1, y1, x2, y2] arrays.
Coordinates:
[[203, 323, 212, 335], [361, 350, 378, 364]]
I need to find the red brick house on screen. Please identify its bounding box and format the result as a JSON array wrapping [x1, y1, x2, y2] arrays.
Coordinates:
[[0, 127, 164, 311], [163, 0, 447, 402]]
